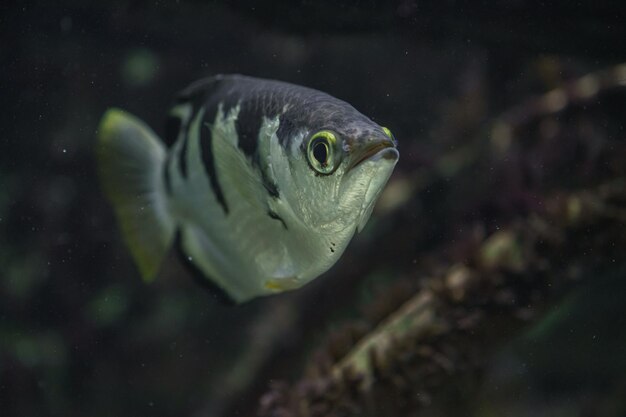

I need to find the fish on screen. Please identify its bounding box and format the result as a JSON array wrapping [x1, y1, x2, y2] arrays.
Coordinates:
[[97, 75, 399, 303]]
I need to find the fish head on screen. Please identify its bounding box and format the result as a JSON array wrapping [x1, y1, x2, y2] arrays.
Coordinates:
[[275, 107, 399, 235]]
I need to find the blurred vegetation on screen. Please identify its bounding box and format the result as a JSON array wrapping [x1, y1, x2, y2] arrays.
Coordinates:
[[1, 1, 626, 417]]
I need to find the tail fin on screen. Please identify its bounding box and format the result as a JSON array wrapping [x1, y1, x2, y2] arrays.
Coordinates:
[[97, 108, 175, 281]]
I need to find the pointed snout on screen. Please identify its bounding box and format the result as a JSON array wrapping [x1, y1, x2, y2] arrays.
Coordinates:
[[347, 138, 398, 171]]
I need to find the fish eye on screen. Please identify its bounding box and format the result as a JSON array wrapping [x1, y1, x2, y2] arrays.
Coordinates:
[[313, 141, 328, 163], [307, 130, 338, 174]]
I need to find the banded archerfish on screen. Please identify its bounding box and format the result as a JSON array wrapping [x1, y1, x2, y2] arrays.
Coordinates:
[[97, 75, 399, 303]]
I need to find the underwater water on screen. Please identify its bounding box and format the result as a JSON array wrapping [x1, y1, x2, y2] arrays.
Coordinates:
[[2, 2, 626, 416]]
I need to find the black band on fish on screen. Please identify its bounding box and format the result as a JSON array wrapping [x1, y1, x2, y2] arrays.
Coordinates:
[[178, 127, 189, 178], [200, 122, 229, 214], [263, 177, 280, 199], [268, 210, 288, 230], [163, 153, 173, 195], [235, 109, 262, 158]]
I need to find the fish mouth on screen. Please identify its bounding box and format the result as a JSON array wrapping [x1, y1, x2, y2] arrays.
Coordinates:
[[348, 140, 397, 171]]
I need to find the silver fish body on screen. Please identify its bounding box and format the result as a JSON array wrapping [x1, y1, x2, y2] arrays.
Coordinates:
[[97, 75, 399, 303]]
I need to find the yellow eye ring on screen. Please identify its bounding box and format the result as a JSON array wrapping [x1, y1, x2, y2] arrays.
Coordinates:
[[307, 130, 338, 175]]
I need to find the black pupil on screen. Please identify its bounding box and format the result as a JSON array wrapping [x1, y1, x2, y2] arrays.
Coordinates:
[[313, 141, 328, 165]]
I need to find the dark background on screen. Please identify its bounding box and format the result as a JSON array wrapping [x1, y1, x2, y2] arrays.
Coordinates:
[[2, 1, 626, 416]]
